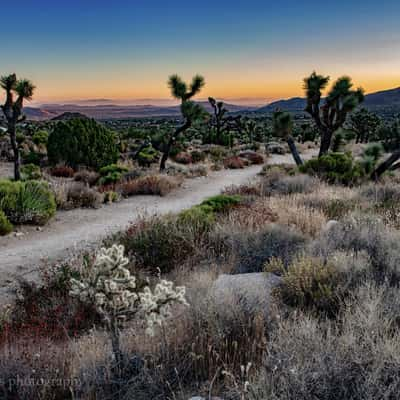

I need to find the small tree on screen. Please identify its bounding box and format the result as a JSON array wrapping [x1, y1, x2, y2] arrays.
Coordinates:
[[0, 74, 35, 180], [273, 110, 303, 165], [160, 74, 206, 171], [70, 244, 188, 369], [303, 72, 364, 157], [348, 108, 381, 143]]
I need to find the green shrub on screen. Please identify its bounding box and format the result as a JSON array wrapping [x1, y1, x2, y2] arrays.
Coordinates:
[[98, 164, 128, 186], [47, 118, 119, 170], [138, 146, 158, 167], [0, 180, 56, 225], [178, 205, 215, 233], [200, 194, 242, 213], [190, 150, 206, 163], [32, 130, 49, 146], [21, 164, 42, 181], [300, 152, 363, 185], [119, 212, 211, 273], [266, 256, 343, 316], [0, 210, 12, 235]]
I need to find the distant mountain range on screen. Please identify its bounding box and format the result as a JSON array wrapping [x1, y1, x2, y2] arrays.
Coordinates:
[[21, 87, 400, 121], [257, 87, 400, 114], [23, 101, 255, 121]]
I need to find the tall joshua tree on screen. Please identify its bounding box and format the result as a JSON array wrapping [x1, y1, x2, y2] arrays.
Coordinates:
[[208, 97, 228, 145], [303, 72, 364, 157], [160, 74, 206, 171], [273, 110, 303, 166], [0, 74, 35, 180]]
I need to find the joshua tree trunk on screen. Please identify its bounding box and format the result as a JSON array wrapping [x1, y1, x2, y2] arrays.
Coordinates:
[[371, 150, 400, 181], [9, 122, 21, 181], [287, 136, 303, 166], [160, 121, 191, 171], [319, 129, 334, 157]]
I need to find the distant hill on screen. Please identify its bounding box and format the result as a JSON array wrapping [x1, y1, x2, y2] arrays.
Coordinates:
[[257, 97, 307, 113], [51, 112, 90, 121], [256, 86, 400, 115], [23, 101, 255, 121]]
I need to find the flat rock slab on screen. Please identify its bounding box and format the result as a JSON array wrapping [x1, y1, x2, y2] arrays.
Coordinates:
[[210, 272, 282, 317]]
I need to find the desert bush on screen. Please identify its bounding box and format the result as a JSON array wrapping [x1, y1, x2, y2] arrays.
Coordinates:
[[239, 151, 264, 164], [74, 169, 100, 186], [119, 212, 212, 273], [190, 150, 206, 163], [217, 225, 307, 273], [0, 210, 12, 235], [0, 180, 56, 225], [266, 256, 344, 316], [250, 284, 400, 400], [50, 164, 75, 178], [20, 163, 42, 180], [200, 194, 242, 213], [137, 145, 158, 167], [174, 152, 192, 164], [47, 118, 119, 169], [262, 174, 319, 196], [300, 152, 364, 185], [223, 183, 261, 196], [302, 196, 357, 220], [223, 156, 245, 169], [103, 190, 119, 204], [312, 214, 400, 284], [260, 163, 297, 176], [1, 263, 100, 342], [98, 163, 128, 186], [32, 130, 49, 146], [64, 182, 103, 209], [118, 175, 180, 197]]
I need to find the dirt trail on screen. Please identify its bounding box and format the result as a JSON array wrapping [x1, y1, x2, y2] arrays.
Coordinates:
[[0, 151, 315, 302]]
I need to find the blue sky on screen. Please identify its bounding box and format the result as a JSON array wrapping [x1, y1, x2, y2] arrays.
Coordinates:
[[1, 0, 399, 104]]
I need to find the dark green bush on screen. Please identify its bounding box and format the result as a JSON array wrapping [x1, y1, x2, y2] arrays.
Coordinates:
[[0, 180, 56, 225], [32, 130, 49, 146], [190, 150, 206, 163], [21, 164, 42, 181], [200, 194, 242, 213], [0, 210, 12, 235], [47, 118, 119, 170], [21, 151, 43, 166], [300, 152, 363, 185]]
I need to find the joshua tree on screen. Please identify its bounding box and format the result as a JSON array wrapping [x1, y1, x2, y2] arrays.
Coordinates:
[[273, 110, 303, 165], [349, 108, 381, 143], [303, 72, 364, 157], [208, 96, 228, 144], [159, 74, 206, 171], [0, 74, 35, 180]]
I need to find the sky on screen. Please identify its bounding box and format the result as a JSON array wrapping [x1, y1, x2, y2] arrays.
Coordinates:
[[1, 0, 400, 105]]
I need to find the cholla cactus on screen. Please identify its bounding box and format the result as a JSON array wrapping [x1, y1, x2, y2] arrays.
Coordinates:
[[70, 244, 188, 366]]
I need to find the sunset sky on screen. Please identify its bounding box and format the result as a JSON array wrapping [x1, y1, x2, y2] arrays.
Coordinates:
[[1, 0, 400, 105]]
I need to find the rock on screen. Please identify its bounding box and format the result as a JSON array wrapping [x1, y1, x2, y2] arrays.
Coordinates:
[[210, 272, 282, 317], [266, 142, 286, 155], [325, 220, 338, 231], [14, 232, 24, 238]]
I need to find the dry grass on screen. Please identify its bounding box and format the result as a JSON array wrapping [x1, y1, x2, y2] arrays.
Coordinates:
[[117, 174, 181, 197]]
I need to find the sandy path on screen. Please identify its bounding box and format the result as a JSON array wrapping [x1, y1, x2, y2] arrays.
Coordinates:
[[0, 151, 315, 302]]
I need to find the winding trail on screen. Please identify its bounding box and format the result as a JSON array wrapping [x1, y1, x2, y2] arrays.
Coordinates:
[[0, 151, 315, 302]]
